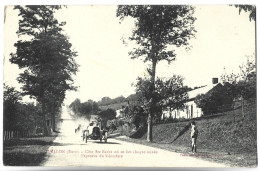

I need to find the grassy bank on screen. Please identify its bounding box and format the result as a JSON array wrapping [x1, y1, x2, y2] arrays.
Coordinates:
[[3, 135, 57, 166], [117, 99, 257, 167]]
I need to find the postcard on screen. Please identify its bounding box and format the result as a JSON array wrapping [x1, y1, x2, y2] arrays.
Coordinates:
[[3, 4, 257, 168]]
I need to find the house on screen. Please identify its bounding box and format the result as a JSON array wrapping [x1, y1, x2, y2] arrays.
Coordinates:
[[116, 109, 124, 118], [163, 78, 224, 119]]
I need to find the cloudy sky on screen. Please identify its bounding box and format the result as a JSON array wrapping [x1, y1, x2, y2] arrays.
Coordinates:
[[4, 4, 255, 105]]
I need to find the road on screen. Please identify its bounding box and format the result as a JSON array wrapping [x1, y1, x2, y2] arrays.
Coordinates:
[[41, 119, 229, 167]]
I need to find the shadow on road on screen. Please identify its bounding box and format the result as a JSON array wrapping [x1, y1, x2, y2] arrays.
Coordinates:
[[92, 141, 121, 145], [51, 142, 89, 146]]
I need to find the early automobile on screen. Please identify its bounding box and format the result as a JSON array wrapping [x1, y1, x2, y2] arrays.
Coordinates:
[[82, 121, 108, 143]]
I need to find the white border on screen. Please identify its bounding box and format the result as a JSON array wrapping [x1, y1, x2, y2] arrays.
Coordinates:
[[0, 0, 258, 171]]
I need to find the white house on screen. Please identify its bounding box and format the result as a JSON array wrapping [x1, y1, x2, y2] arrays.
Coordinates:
[[116, 109, 124, 118], [163, 78, 222, 119]]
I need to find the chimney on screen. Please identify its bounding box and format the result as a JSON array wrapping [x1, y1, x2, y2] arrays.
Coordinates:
[[212, 78, 218, 84]]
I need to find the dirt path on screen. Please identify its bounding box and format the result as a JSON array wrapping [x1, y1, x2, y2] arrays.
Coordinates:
[[41, 119, 229, 167]]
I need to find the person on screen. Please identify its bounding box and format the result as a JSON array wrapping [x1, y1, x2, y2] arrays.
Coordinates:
[[190, 121, 198, 153]]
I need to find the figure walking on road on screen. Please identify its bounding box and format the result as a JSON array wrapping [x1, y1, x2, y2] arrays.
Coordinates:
[[191, 121, 198, 153]]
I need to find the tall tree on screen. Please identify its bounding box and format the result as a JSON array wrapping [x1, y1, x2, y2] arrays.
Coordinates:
[[117, 5, 196, 142], [221, 55, 256, 119], [69, 98, 99, 119], [69, 98, 82, 115], [3, 84, 22, 131], [157, 75, 189, 119], [4, 84, 41, 132], [10, 6, 79, 135]]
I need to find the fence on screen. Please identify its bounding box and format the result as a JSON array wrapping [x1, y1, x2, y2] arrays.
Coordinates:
[[3, 130, 30, 141], [156, 99, 256, 125]]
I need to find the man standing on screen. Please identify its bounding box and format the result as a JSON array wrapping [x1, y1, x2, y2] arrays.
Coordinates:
[[191, 121, 198, 153]]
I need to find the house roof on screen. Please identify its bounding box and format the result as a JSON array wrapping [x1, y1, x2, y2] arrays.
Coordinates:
[[188, 83, 221, 100]]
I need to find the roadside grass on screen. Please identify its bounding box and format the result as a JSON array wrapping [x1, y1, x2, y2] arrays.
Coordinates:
[[3, 135, 57, 166], [116, 99, 257, 167], [116, 135, 257, 167]]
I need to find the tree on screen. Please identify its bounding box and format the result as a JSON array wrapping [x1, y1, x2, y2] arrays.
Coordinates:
[[117, 5, 196, 142], [69, 99, 99, 119], [112, 96, 126, 104], [99, 96, 112, 106], [233, 5, 256, 21], [126, 93, 138, 102], [195, 93, 225, 116], [3, 84, 22, 131], [3, 84, 22, 103], [69, 98, 82, 115], [157, 75, 189, 119], [221, 55, 256, 118], [98, 109, 117, 129], [124, 104, 146, 129], [10, 6, 79, 135], [4, 84, 41, 133]]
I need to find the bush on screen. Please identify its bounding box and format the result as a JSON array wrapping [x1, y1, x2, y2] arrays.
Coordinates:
[[195, 85, 233, 115]]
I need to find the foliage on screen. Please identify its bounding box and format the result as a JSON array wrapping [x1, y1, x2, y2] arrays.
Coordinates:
[[98, 96, 127, 106], [69, 98, 99, 119], [4, 85, 22, 130], [126, 93, 138, 102], [3, 84, 41, 131], [134, 77, 162, 116], [3, 84, 22, 104], [233, 5, 256, 21], [10, 5, 79, 134], [98, 108, 117, 128], [117, 5, 196, 63], [124, 104, 146, 129], [15, 103, 41, 131], [194, 85, 233, 115], [157, 75, 189, 111], [98, 96, 112, 106], [106, 120, 117, 133], [134, 75, 188, 122], [237, 56, 256, 99], [221, 55, 256, 100], [117, 5, 196, 142], [220, 55, 256, 119]]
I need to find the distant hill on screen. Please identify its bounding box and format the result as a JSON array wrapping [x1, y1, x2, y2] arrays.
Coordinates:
[[99, 102, 128, 111], [98, 93, 138, 111]]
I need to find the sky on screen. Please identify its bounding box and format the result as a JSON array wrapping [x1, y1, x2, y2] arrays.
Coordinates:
[[3, 4, 255, 105]]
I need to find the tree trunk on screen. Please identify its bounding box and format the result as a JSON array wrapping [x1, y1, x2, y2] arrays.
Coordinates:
[[147, 60, 157, 142], [33, 111, 37, 135], [147, 113, 152, 142], [52, 102, 56, 132], [42, 102, 49, 136], [241, 96, 245, 119], [173, 108, 176, 119], [232, 102, 235, 122]]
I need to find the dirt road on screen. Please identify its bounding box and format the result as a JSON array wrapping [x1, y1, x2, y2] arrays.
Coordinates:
[[41, 119, 229, 167]]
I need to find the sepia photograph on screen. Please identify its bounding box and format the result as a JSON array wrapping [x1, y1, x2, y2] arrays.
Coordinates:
[[2, 2, 257, 168]]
